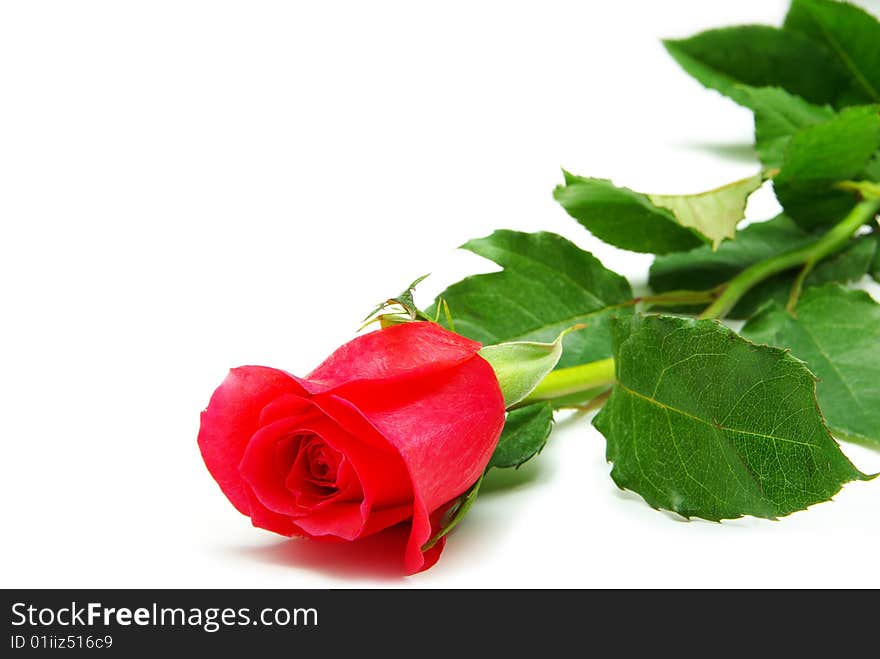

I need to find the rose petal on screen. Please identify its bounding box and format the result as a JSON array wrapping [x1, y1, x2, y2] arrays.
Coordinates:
[[360, 503, 413, 536], [402, 493, 435, 574], [240, 418, 361, 517], [198, 366, 306, 515], [311, 394, 415, 506], [293, 503, 365, 541], [303, 439, 342, 485], [245, 489, 302, 537], [290, 415, 412, 540], [318, 354, 504, 572], [284, 436, 342, 507], [258, 393, 312, 426], [339, 357, 503, 514], [303, 322, 482, 394], [240, 411, 413, 542]]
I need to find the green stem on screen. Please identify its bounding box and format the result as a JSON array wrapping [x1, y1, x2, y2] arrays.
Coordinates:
[[638, 289, 719, 307], [835, 180, 880, 200], [532, 385, 610, 410], [786, 261, 813, 311], [520, 357, 616, 405], [699, 198, 880, 320], [571, 388, 612, 414]]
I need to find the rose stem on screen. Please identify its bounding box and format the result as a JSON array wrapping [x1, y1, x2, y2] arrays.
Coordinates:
[[699, 197, 880, 320], [520, 357, 616, 405]]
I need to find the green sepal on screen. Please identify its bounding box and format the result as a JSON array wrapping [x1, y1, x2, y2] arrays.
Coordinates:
[[361, 274, 431, 328], [479, 327, 581, 408], [489, 403, 555, 470]]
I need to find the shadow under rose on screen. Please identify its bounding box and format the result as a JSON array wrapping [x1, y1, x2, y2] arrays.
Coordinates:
[[480, 450, 549, 494], [228, 456, 554, 580], [226, 420, 566, 580], [228, 526, 413, 581]]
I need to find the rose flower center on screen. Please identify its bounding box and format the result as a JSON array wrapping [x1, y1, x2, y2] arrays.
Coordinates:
[[279, 433, 346, 504], [305, 441, 340, 484]]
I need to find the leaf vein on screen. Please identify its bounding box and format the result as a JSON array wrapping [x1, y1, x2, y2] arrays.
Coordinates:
[[618, 383, 817, 449]]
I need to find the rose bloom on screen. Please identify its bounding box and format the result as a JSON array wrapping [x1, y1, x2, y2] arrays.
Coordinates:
[[198, 321, 505, 573]]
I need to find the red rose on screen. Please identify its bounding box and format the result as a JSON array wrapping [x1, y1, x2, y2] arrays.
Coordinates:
[[198, 321, 505, 573]]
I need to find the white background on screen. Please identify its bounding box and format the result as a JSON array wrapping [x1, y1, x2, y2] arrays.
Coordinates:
[[3, 0, 880, 588]]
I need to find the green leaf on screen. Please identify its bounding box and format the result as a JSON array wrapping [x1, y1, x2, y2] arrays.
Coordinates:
[[593, 313, 866, 521], [553, 175, 703, 254], [428, 230, 633, 368], [784, 0, 880, 105], [479, 330, 572, 408], [872, 235, 880, 282], [866, 151, 880, 182], [742, 284, 880, 447], [647, 173, 764, 249], [774, 105, 880, 229], [555, 172, 762, 253], [664, 25, 852, 107], [489, 403, 554, 470], [806, 233, 877, 285], [649, 215, 876, 318], [741, 86, 835, 169]]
